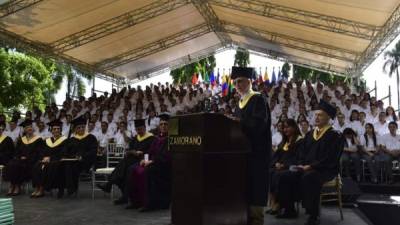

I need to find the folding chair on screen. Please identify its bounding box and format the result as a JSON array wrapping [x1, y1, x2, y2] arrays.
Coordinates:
[[0, 165, 3, 193], [320, 174, 344, 220], [91, 143, 125, 199]]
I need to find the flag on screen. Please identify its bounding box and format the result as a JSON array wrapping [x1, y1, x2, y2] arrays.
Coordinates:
[[221, 75, 229, 97], [204, 71, 210, 83], [191, 73, 198, 85], [198, 72, 203, 83], [278, 67, 282, 81], [216, 69, 221, 86], [271, 67, 276, 85], [264, 67, 270, 85], [210, 71, 216, 88]]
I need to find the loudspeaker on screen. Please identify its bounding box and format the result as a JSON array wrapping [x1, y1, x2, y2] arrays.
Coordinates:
[[357, 195, 400, 225]]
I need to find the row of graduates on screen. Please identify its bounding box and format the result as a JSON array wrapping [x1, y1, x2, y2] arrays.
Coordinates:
[[0, 114, 171, 210], [0, 117, 98, 197], [267, 110, 344, 223]]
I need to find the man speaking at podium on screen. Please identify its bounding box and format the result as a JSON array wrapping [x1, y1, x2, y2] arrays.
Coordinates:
[[231, 66, 272, 225]]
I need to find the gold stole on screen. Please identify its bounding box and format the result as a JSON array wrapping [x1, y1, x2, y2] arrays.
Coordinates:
[[312, 125, 332, 141], [0, 135, 7, 144], [74, 133, 89, 140], [239, 90, 260, 109], [46, 136, 67, 148], [137, 132, 153, 142], [283, 136, 303, 151], [21, 135, 41, 145]]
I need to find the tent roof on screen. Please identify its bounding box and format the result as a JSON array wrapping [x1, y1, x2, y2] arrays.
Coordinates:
[[1, 0, 400, 82]]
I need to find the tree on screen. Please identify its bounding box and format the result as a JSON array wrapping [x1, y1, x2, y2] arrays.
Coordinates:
[[234, 48, 250, 67], [281, 62, 290, 79], [0, 49, 55, 112], [292, 64, 347, 85], [383, 40, 400, 109], [170, 55, 216, 84]]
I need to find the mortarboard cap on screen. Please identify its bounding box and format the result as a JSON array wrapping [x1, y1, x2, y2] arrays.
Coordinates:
[[71, 116, 87, 126], [19, 119, 33, 128], [231, 66, 255, 80], [134, 119, 146, 128], [318, 100, 337, 119], [158, 114, 170, 122], [47, 119, 63, 128]]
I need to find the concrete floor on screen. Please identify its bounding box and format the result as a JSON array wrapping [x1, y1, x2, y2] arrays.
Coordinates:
[[2, 183, 370, 225]]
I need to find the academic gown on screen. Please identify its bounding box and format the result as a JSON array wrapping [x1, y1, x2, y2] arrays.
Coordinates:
[[278, 128, 344, 215], [4, 136, 45, 185], [237, 93, 272, 206], [0, 135, 15, 166], [269, 139, 302, 194], [109, 133, 155, 192], [129, 134, 171, 209], [61, 134, 97, 193], [31, 137, 67, 190]]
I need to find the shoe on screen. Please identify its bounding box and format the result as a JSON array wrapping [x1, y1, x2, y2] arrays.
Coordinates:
[[6, 192, 13, 196], [304, 216, 320, 225], [35, 193, 45, 198], [275, 209, 298, 219], [96, 183, 111, 193], [114, 198, 128, 205]]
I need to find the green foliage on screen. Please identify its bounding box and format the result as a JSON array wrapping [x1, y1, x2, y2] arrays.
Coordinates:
[[234, 48, 250, 67], [383, 41, 400, 78], [170, 56, 216, 84], [281, 62, 290, 79], [292, 64, 347, 85], [0, 48, 54, 111]]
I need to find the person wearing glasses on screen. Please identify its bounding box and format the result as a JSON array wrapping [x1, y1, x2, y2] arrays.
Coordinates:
[[230, 66, 272, 225]]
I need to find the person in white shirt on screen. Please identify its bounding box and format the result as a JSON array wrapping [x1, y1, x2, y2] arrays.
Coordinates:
[[385, 106, 398, 123], [377, 121, 400, 184], [35, 121, 51, 140], [114, 121, 131, 149], [6, 120, 21, 143], [359, 123, 379, 183], [299, 120, 311, 137], [366, 104, 379, 124], [96, 122, 113, 155], [374, 112, 389, 136], [349, 110, 364, 137], [333, 113, 347, 133], [272, 121, 283, 151], [340, 128, 361, 182], [146, 110, 160, 132]]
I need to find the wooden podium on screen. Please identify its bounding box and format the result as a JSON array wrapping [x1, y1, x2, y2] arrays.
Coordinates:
[[169, 113, 250, 225]]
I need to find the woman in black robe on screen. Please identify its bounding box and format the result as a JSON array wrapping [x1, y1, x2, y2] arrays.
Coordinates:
[[60, 116, 97, 196], [31, 120, 67, 198], [5, 120, 45, 196], [268, 119, 302, 218], [0, 122, 15, 167]]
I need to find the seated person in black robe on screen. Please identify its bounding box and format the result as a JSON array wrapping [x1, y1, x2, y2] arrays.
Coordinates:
[[97, 119, 155, 205], [61, 116, 97, 196], [267, 119, 302, 218], [5, 120, 45, 196], [0, 122, 15, 167], [126, 114, 171, 211], [278, 100, 344, 225], [31, 120, 67, 198]]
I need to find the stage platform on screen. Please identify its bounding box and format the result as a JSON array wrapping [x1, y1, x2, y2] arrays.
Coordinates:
[[4, 183, 370, 225]]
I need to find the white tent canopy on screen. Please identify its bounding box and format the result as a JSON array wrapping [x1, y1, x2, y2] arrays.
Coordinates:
[[1, 0, 400, 82]]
